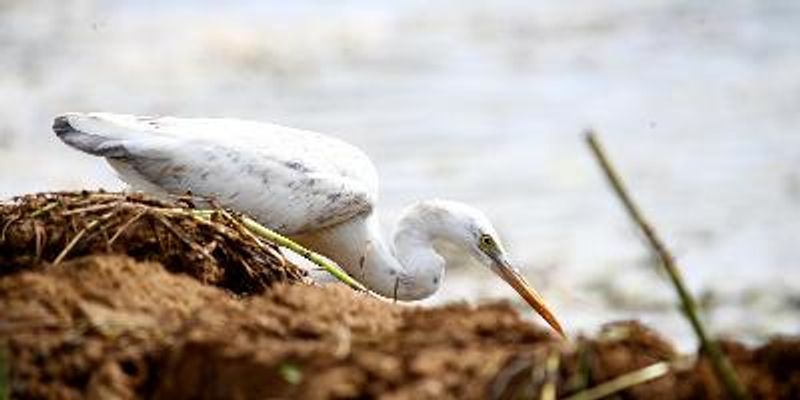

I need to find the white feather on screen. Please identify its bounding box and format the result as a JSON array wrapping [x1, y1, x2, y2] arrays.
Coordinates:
[[56, 112, 378, 234]]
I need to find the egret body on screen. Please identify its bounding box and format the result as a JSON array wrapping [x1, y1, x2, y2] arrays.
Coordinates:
[[53, 112, 564, 336]]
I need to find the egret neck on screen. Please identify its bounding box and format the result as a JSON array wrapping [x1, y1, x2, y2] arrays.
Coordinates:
[[292, 200, 565, 338], [293, 209, 444, 301]]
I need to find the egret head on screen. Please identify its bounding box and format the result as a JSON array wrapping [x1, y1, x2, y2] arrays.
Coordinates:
[[472, 226, 565, 338], [401, 200, 565, 337]]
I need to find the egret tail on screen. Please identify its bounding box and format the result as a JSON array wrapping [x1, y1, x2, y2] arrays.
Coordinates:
[[53, 113, 155, 158]]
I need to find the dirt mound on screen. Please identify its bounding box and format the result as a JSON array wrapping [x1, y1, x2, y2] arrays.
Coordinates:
[[0, 191, 305, 294], [2, 255, 556, 399], [2, 256, 799, 399], [1, 192, 799, 399], [2, 256, 233, 399]]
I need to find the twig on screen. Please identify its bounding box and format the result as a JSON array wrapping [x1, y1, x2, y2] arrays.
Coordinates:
[[151, 214, 215, 263], [585, 131, 749, 400], [1, 216, 20, 242], [214, 210, 284, 265], [562, 361, 670, 400], [108, 209, 147, 245], [60, 202, 119, 216], [53, 220, 99, 265], [53, 208, 125, 265], [33, 222, 45, 262]]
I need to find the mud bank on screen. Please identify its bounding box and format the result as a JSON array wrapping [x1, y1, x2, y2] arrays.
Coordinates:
[[1, 192, 799, 399]]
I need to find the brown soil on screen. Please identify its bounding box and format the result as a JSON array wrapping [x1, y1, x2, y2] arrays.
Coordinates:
[[1, 192, 799, 399]]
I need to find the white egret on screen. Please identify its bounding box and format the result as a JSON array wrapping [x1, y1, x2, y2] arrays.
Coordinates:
[[53, 112, 564, 336]]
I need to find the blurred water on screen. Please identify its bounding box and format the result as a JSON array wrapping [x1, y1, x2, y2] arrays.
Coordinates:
[[1, 0, 799, 348]]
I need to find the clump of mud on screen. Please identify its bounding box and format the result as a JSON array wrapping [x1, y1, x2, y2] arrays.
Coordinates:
[[0, 191, 305, 294], [3, 255, 799, 399], [1, 192, 799, 399], [1, 255, 555, 399]]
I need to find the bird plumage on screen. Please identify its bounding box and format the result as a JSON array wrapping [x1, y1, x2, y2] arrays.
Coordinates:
[[54, 113, 377, 234], [54, 112, 418, 298], [53, 112, 565, 336]]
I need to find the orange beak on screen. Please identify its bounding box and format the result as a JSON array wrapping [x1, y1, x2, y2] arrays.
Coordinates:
[[491, 255, 566, 338]]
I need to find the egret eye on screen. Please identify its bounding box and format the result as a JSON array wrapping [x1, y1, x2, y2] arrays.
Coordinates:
[[479, 234, 494, 249]]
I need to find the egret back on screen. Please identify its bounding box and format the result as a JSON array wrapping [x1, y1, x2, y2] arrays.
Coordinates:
[[53, 113, 379, 234]]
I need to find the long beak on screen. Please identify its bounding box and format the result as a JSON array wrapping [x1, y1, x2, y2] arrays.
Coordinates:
[[491, 255, 566, 338]]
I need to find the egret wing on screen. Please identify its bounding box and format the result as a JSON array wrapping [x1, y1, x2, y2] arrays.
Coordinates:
[[58, 113, 379, 234]]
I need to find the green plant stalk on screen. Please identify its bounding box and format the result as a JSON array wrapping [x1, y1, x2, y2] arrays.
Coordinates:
[[585, 132, 749, 400], [563, 361, 669, 400], [238, 214, 368, 292], [185, 209, 368, 292]]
